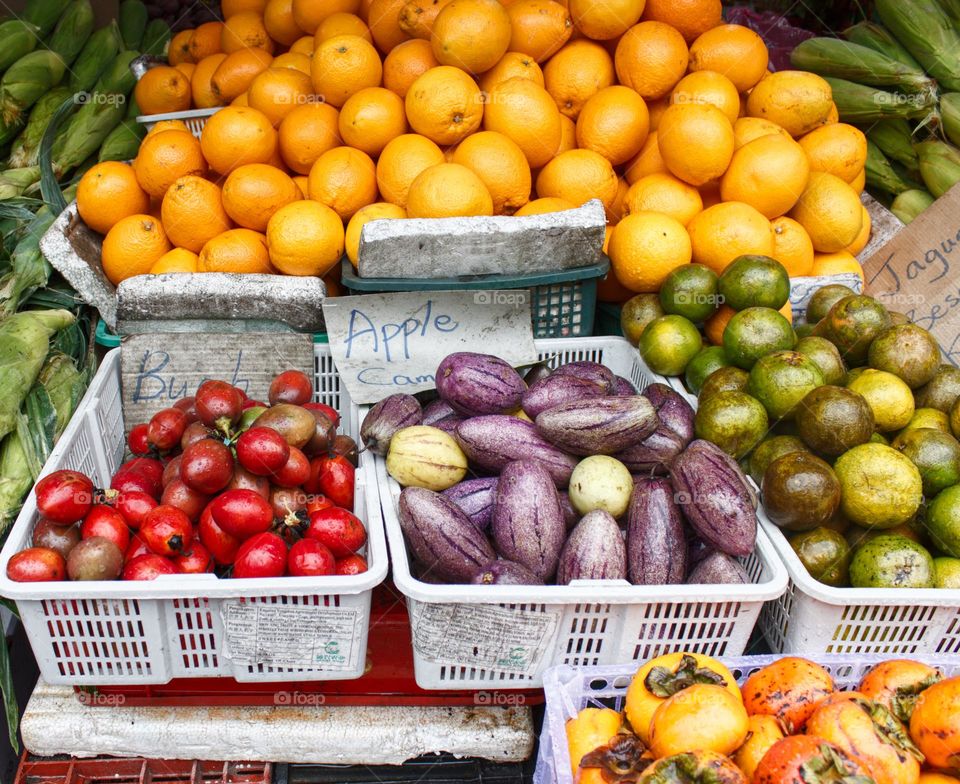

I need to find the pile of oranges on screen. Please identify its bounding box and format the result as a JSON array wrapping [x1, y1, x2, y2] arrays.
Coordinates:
[[75, 0, 870, 293]]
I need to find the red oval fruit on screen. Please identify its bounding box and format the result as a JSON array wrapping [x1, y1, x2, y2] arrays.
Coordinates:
[[306, 495, 335, 515], [180, 421, 213, 451], [120, 457, 165, 484], [173, 396, 199, 422], [162, 455, 182, 487], [80, 505, 131, 552], [32, 518, 80, 560], [269, 369, 313, 406], [128, 423, 151, 456], [304, 410, 336, 457], [272, 446, 310, 487], [233, 531, 287, 578], [180, 439, 234, 494], [303, 401, 340, 427], [123, 553, 177, 581], [331, 434, 359, 467], [288, 538, 335, 576], [115, 491, 158, 530], [140, 504, 193, 555], [236, 426, 290, 476], [195, 380, 243, 430], [198, 505, 241, 565], [226, 465, 271, 498], [270, 486, 308, 519], [112, 457, 164, 499], [336, 554, 368, 575], [6, 547, 66, 581], [174, 542, 215, 574], [161, 479, 210, 523], [125, 534, 152, 562], [242, 398, 267, 409], [305, 455, 354, 511], [209, 488, 274, 540], [35, 469, 94, 524], [306, 507, 366, 557], [147, 408, 188, 451]]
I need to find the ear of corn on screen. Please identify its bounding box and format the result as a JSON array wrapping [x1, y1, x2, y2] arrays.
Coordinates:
[[0, 50, 66, 127], [844, 21, 924, 70], [142, 18, 171, 57], [0, 167, 41, 200], [0, 202, 58, 316], [938, 0, 960, 24], [866, 139, 914, 195], [866, 119, 920, 174], [942, 93, 960, 147], [118, 0, 148, 50], [52, 93, 127, 178], [891, 188, 937, 222], [98, 118, 145, 161], [876, 0, 960, 92], [0, 21, 40, 73], [22, 0, 72, 38], [915, 140, 960, 197], [68, 21, 123, 93], [7, 86, 71, 169], [823, 76, 936, 123], [45, 0, 94, 66], [791, 38, 936, 95], [93, 50, 138, 96]]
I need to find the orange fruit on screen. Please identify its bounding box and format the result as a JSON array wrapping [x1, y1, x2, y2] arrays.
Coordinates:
[[452, 130, 531, 214], [232, 92, 250, 107], [316, 12, 372, 42], [576, 85, 649, 165], [844, 205, 870, 256], [150, 248, 199, 274], [135, 130, 207, 199], [607, 177, 629, 222], [733, 116, 790, 149], [160, 175, 233, 253], [290, 35, 315, 54], [704, 303, 734, 345], [77, 162, 151, 235], [188, 22, 224, 61], [192, 53, 228, 108], [798, 123, 867, 183], [367, 0, 410, 53], [770, 216, 814, 277], [507, 0, 572, 62], [199, 228, 273, 274], [568, 0, 644, 40], [484, 77, 561, 168], [211, 47, 273, 103], [647, 96, 669, 130], [135, 66, 191, 115], [146, 120, 190, 136], [699, 182, 721, 208], [641, 0, 720, 42], [479, 51, 544, 92], [543, 40, 614, 119], [615, 21, 688, 100], [376, 133, 446, 206], [399, 0, 453, 39], [247, 67, 314, 127], [278, 102, 342, 174], [263, 0, 302, 45], [292, 0, 361, 33], [221, 164, 302, 231], [669, 70, 739, 124], [221, 0, 267, 17], [624, 131, 667, 183], [308, 146, 379, 219], [747, 71, 833, 138], [430, 0, 512, 73], [657, 102, 733, 186], [623, 172, 702, 225], [689, 24, 769, 92], [271, 52, 312, 75], [687, 201, 773, 273], [720, 133, 810, 219], [789, 171, 863, 253], [345, 202, 407, 265], [267, 200, 346, 276], [811, 251, 863, 283], [850, 167, 865, 193], [515, 196, 575, 215], [405, 66, 483, 145], [200, 106, 278, 174], [383, 39, 440, 98], [339, 87, 408, 156], [169, 30, 195, 66], [406, 162, 494, 217], [102, 215, 173, 285], [293, 176, 310, 199], [221, 12, 274, 53], [536, 148, 618, 209], [175, 62, 196, 81], [312, 35, 383, 108], [608, 212, 692, 292], [556, 114, 576, 154]]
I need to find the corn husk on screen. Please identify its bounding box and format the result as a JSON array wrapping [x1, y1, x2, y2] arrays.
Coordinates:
[[7, 87, 71, 169], [22, 0, 71, 38], [823, 76, 936, 123], [891, 188, 937, 223], [866, 140, 914, 195], [845, 21, 924, 70], [142, 18, 171, 57], [0, 203, 59, 315], [51, 92, 126, 177], [68, 21, 123, 93], [876, 0, 960, 92], [791, 38, 936, 95], [0, 167, 40, 199], [45, 0, 94, 66], [98, 117, 145, 161], [118, 0, 148, 50], [93, 50, 138, 96], [916, 140, 960, 197], [0, 50, 66, 127], [942, 93, 960, 147], [866, 119, 920, 174], [938, 0, 960, 24], [0, 21, 39, 73]]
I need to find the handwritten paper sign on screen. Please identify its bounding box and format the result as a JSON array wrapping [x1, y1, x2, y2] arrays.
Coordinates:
[[120, 333, 314, 429], [862, 183, 960, 364], [322, 291, 539, 405]]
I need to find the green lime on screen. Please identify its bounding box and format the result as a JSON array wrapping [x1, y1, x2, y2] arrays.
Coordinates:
[[638, 315, 703, 377], [684, 345, 730, 395], [806, 284, 855, 324], [926, 485, 960, 557], [722, 307, 796, 370], [659, 264, 720, 323], [934, 556, 960, 588], [835, 443, 923, 529], [693, 390, 768, 458], [893, 428, 960, 497], [790, 527, 851, 587], [620, 294, 665, 347], [747, 350, 825, 420], [849, 535, 934, 588], [698, 366, 749, 402], [748, 434, 808, 485], [717, 255, 790, 311]]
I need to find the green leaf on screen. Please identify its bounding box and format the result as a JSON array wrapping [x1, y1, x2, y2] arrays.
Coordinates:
[[0, 632, 18, 754]]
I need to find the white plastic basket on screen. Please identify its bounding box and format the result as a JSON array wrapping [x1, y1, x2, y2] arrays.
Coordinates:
[[375, 336, 789, 690], [0, 345, 388, 686], [533, 653, 960, 784], [136, 107, 220, 137]]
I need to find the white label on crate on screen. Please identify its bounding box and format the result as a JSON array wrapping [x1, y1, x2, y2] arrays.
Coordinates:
[[221, 603, 364, 670], [322, 291, 538, 405], [409, 602, 561, 676]]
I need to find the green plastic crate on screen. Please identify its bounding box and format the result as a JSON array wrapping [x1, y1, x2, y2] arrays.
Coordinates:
[[340, 259, 609, 339], [95, 320, 328, 347], [595, 302, 624, 337]]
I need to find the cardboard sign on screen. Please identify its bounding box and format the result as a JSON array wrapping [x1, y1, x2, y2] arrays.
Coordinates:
[[322, 291, 539, 405], [120, 333, 314, 428], [862, 183, 960, 364]]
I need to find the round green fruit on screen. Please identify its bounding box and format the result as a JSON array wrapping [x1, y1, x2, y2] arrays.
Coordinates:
[[693, 390, 768, 459], [659, 264, 720, 323], [717, 254, 790, 311], [638, 314, 703, 376], [849, 535, 934, 588], [722, 307, 796, 370]]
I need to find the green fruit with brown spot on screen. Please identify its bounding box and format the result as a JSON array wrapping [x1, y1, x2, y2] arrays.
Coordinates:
[[762, 451, 841, 532], [822, 295, 891, 366], [747, 350, 824, 420], [849, 535, 934, 588], [748, 434, 809, 486], [806, 284, 856, 324], [796, 336, 846, 385], [698, 366, 749, 401], [722, 306, 796, 369], [915, 364, 960, 412], [894, 427, 960, 496], [684, 346, 730, 395], [795, 385, 874, 457], [620, 293, 664, 346], [790, 527, 851, 586], [868, 323, 941, 388], [693, 390, 768, 458]]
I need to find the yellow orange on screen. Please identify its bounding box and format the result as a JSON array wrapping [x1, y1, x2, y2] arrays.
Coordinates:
[[733, 116, 790, 149], [175, 62, 196, 81], [430, 0, 512, 73], [200, 106, 278, 174], [704, 303, 734, 344], [345, 202, 407, 265], [150, 248, 199, 274], [484, 77, 561, 168], [248, 67, 314, 127], [844, 205, 871, 256], [221, 0, 267, 17], [199, 228, 273, 274], [799, 123, 868, 183], [267, 200, 346, 276], [147, 119, 190, 136], [135, 66, 191, 115], [688, 24, 768, 92], [850, 167, 865, 193], [312, 35, 383, 108], [747, 71, 833, 138], [687, 201, 773, 273], [567, 0, 644, 40], [556, 114, 576, 154], [376, 133, 446, 206], [211, 47, 273, 103], [789, 171, 863, 252], [316, 12, 372, 42], [191, 53, 228, 109], [624, 131, 667, 183], [290, 35, 315, 54], [576, 84, 649, 165], [308, 146, 379, 220], [535, 149, 618, 209], [263, 0, 302, 45], [479, 51, 544, 92], [293, 175, 309, 198], [77, 162, 150, 235], [221, 12, 274, 53], [771, 216, 814, 277], [615, 21, 688, 100], [647, 96, 669, 130], [608, 211, 692, 292], [641, 0, 721, 42], [720, 133, 810, 218], [405, 65, 483, 145], [135, 130, 207, 199], [399, 0, 454, 39], [367, 0, 410, 54], [339, 87, 408, 156], [292, 0, 361, 33], [669, 69, 739, 124], [188, 22, 224, 62], [542, 40, 613, 118], [102, 215, 173, 285], [515, 196, 574, 215], [221, 164, 301, 232], [278, 102, 342, 175], [169, 30, 194, 66], [160, 175, 233, 253], [811, 250, 863, 283], [656, 102, 733, 186], [271, 52, 312, 75], [406, 162, 494, 217], [452, 130, 531, 214], [607, 177, 629, 222], [383, 38, 440, 97], [507, 0, 572, 62], [623, 172, 701, 225]]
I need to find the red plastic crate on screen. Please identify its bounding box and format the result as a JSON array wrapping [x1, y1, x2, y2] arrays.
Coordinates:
[[13, 754, 271, 784]]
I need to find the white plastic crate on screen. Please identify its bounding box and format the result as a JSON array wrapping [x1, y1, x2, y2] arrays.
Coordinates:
[[136, 108, 219, 137], [375, 336, 789, 690], [0, 346, 388, 686], [533, 653, 960, 784]]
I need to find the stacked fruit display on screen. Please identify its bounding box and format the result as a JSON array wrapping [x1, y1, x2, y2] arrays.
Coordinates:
[[5, 370, 366, 582], [566, 652, 960, 784], [362, 351, 760, 587]]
